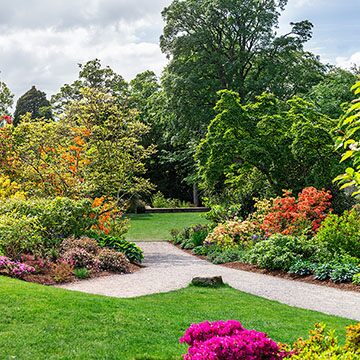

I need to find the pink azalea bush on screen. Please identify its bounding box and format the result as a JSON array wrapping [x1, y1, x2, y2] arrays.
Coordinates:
[[180, 320, 288, 360], [0, 256, 35, 277]]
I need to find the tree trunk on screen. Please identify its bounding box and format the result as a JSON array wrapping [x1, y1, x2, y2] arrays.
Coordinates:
[[193, 183, 200, 207]]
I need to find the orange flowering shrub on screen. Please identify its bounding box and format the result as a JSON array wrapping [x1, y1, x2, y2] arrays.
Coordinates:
[[261, 187, 332, 237]]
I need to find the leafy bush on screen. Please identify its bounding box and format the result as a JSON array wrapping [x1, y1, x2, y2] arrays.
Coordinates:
[[288, 260, 316, 276], [247, 235, 328, 271], [95, 235, 144, 263], [207, 246, 246, 264], [151, 191, 191, 208], [290, 323, 360, 359], [171, 225, 210, 250], [20, 254, 50, 274], [180, 320, 288, 359], [329, 262, 359, 283], [0, 214, 44, 258], [50, 259, 75, 283], [353, 273, 360, 285], [204, 204, 242, 225], [315, 209, 360, 258], [98, 248, 130, 273], [73, 267, 90, 279], [0, 197, 129, 257]]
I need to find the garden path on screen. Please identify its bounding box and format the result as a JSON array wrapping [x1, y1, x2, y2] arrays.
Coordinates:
[[59, 242, 360, 320]]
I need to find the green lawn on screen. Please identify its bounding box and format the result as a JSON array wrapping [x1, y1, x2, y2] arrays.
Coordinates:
[[0, 277, 354, 360], [125, 212, 209, 241]]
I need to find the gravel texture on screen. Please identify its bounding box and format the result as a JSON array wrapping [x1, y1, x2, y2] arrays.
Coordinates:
[[59, 242, 360, 320]]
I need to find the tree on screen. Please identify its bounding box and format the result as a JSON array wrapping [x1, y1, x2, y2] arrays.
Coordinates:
[[196, 90, 346, 213], [14, 86, 52, 126], [160, 0, 326, 192], [51, 59, 128, 115], [0, 78, 14, 115], [308, 67, 357, 118]]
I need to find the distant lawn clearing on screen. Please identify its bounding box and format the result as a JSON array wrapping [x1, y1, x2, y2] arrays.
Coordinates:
[[0, 277, 354, 360], [125, 212, 209, 241]]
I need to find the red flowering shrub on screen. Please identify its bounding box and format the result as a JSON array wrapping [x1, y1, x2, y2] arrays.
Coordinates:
[[180, 320, 288, 360], [261, 187, 332, 236]]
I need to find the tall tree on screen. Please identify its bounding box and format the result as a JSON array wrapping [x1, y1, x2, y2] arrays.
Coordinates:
[[51, 59, 128, 116], [0, 77, 14, 115], [14, 86, 52, 126], [160, 0, 326, 193]]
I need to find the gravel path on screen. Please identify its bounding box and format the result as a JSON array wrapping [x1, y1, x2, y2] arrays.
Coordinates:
[[60, 242, 360, 320]]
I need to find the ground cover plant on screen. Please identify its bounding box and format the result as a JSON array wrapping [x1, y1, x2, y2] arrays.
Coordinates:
[[0, 277, 355, 359], [126, 212, 210, 241]]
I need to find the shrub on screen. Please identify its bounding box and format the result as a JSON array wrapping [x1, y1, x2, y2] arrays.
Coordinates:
[[313, 256, 360, 283], [180, 320, 244, 346], [50, 259, 74, 283], [60, 236, 99, 255], [315, 209, 360, 258], [329, 262, 359, 283], [207, 246, 246, 264], [205, 220, 259, 249], [95, 235, 144, 263], [0, 256, 36, 278], [288, 260, 316, 276], [247, 235, 328, 271], [171, 225, 210, 250], [73, 267, 90, 279], [0, 214, 44, 258], [151, 191, 191, 208], [353, 273, 360, 285], [180, 320, 288, 360], [20, 254, 50, 274], [98, 248, 130, 273], [261, 187, 332, 237], [204, 204, 243, 225], [62, 248, 98, 270], [290, 323, 360, 359]]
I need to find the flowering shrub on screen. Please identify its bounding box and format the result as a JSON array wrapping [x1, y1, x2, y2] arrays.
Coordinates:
[[0, 256, 35, 277], [205, 220, 258, 248], [180, 320, 288, 360], [60, 236, 99, 255], [98, 248, 130, 273], [20, 254, 50, 274], [62, 248, 99, 270], [261, 187, 332, 237], [180, 320, 244, 346]]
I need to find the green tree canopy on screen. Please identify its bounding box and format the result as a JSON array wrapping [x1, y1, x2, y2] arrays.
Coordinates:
[[196, 90, 346, 212], [51, 59, 129, 116], [160, 0, 326, 190], [14, 86, 52, 126]]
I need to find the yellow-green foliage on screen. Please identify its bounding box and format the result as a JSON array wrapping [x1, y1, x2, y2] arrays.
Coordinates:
[[0, 175, 26, 199], [289, 323, 360, 359]]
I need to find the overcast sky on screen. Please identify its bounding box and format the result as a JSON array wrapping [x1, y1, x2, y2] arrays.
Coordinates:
[[0, 0, 359, 101]]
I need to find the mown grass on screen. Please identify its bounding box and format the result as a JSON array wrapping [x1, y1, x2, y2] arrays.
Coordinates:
[[125, 212, 209, 241], [0, 277, 354, 360]]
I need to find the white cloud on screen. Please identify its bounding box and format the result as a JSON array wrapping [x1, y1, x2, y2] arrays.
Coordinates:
[[336, 52, 360, 69], [0, 0, 172, 101]]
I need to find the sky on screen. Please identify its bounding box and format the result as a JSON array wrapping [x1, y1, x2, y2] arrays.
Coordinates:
[[0, 0, 359, 101]]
